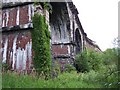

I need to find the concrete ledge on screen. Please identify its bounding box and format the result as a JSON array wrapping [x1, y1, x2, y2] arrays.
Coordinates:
[[54, 54, 70, 58], [1, 23, 33, 32], [2, 2, 33, 9]]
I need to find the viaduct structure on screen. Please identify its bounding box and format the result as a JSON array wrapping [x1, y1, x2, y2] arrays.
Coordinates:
[[1, 0, 101, 72]]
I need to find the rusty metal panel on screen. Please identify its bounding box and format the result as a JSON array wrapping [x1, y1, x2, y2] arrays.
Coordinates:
[[1, 30, 32, 71]]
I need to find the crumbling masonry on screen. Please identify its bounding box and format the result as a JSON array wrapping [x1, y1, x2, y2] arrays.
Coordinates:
[[1, 1, 101, 72]]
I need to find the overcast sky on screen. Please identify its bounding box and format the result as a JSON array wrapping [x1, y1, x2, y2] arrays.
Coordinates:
[[73, 0, 118, 51]]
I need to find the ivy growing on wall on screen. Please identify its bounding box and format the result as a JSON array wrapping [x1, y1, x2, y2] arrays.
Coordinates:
[[31, 13, 51, 79], [34, 2, 52, 14], [43, 2, 52, 14]]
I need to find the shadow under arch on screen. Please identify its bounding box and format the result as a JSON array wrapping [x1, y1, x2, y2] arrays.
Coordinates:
[[74, 28, 82, 73], [75, 28, 82, 54]]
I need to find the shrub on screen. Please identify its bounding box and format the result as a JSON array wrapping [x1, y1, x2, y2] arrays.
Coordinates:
[[74, 50, 89, 73], [99, 48, 119, 88], [2, 63, 9, 72], [64, 64, 76, 73], [52, 60, 61, 78], [86, 49, 102, 71], [74, 49, 103, 72], [98, 64, 119, 88], [78, 70, 99, 83]]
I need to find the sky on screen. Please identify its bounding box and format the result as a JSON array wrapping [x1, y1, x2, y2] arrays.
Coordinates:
[[73, 0, 118, 51]]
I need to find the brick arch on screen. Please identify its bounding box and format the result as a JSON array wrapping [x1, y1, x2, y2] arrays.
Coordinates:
[[75, 28, 82, 54]]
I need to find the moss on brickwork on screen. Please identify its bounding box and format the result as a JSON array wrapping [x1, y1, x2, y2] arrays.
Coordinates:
[[31, 13, 51, 79]]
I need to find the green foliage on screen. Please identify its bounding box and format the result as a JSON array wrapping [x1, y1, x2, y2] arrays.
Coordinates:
[[2, 66, 119, 88], [33, 2, 40, 6], [78, 70, 99, 84], [102, 48, 118, 65], [43, 2, 49, 9], [75, 49, 102, 72], [88, 64, 119, 88], [86, 49, 102, 71], [2, 63, 9, 72], [74, 48, 119, 88], [43, 2, 52, 14], [99, 48, 119, 88], [31, 13, 51, 79], [64, 64, 76, 73], [74, 50, 89, 72], [52, 60, 61, 78], [2, 71, 102, 88]]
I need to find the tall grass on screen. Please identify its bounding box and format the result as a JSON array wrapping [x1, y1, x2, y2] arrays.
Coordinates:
[[2, 71, 102, 88], [3, 70, 119, 88], [0, 72, 2, 89], [2, 48, 119, 88]]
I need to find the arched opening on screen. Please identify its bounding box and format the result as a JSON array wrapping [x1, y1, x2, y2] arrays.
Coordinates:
[[75, 28, 82, 54]]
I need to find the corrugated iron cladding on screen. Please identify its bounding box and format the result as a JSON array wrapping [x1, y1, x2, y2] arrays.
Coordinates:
[[1, 30, 33, 71]]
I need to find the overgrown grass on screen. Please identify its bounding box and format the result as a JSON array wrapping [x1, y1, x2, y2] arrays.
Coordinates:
[[0, 72, 2, 89], [2, 71, 102, 88], [2, 48, 119, 88]]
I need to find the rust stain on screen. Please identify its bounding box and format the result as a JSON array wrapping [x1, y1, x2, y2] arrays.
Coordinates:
[[8, 8, 17, 26], [52, 45, 68, 55], [2, 30, 32, 72], [19, 5, 29, 25], [2, 5, 30, 28]]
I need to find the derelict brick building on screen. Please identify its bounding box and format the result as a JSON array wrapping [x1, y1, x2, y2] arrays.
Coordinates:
[[1, 0, 101, 72]]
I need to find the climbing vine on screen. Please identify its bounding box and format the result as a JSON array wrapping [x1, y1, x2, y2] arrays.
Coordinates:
[[43, 2, 52, 14], [34, 2, 52, 14], [31, 13, 51, 79]]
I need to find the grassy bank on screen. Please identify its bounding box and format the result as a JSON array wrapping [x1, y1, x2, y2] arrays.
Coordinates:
[[2, 71, 102, 88]]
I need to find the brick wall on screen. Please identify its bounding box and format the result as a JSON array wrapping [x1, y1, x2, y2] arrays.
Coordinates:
[[1, 30, 33, 71], [52, 45, 70, 56], [2, 4, 33, 28]]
